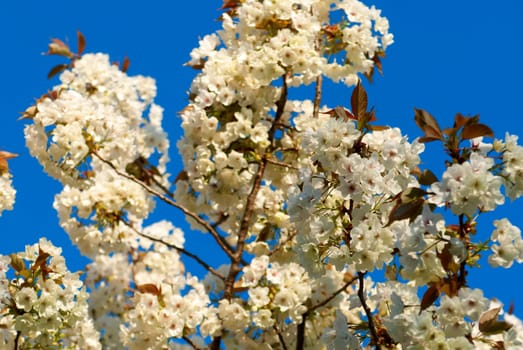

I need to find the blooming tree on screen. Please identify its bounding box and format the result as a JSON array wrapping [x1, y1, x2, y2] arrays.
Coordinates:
[[2, 0, 523, 349]]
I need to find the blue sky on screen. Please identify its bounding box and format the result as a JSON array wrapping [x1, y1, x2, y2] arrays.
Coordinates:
[[1, 1, 523, 314]]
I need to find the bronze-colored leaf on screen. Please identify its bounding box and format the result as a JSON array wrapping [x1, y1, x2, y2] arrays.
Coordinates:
[[453, 113, 469, 129], [121, 56, 130, 73], [462, 123, 494, 140], [479, 307, 513, 335], [387, 197, 424, 226], [19, 105, 38, 120], [46, 39, 74, 58], [9, 254, 26, 273], [418, 169, 438, 186], [0, 151, 18, 175], [351, 81, 368, 119], [414, 109, 443, 142], [136, 283, 161, 296], [31, 249, 51, 272], [77, 31, 86, 55], [368, 124, 390, 131], [47, 63, 69, 79], [508, 302, 515, 315], [420, 285, 440, 313]]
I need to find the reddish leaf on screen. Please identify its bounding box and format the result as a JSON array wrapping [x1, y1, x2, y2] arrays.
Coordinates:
[[136, 283, 161, 296], [462, 123, 494, 140], [77, 31, 86, 55], [351, 81, 368, 119], [508, 302, 515, 315], [387, 197, 424, 226], [0, 151, 18, 175], [414, 109, 443, 142], [31, 249, 51, 272], [46, 39, 73, 58], [9, 254, 26, 273], [121, 56, 130, 73], [479, 307, 513, 335], [47, 63, 69, 79], [420, 285, 440, 313], [453, 113, 470, 129], [418, 169, 438, 186]]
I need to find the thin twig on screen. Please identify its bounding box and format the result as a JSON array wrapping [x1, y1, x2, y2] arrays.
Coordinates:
[[357, 272, 381, 349], [265, 157, 300, 170], [274, 324, 289, 350], [296, 313, 306, 350], [183, 335, 202, 350], [212, 73, 290, 350], [122, 220, 225, 280], [91, 150, 236, 260], [306, 275, 359, 315], [313, 75, 323, 119], [14, 331, 21, 350]]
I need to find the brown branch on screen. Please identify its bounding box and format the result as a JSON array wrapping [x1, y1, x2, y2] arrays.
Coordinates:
[[122, 220, 225, 280], [313, 75, 323, 119], [306, 274, 359, 315], [91, 150, 236, 260], [265, 157, 300, 170], [212, 73, 290, 350], [14, 331, 21, 350], [296, 274, 359, 350], [296, 313, 306, 350], [357, 272, 381, 349], [183, 335, 202, 350], [274, 324, 289, 350]]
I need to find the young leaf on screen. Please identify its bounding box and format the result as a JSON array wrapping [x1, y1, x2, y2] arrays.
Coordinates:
[[420, 285, 440, 313], [77, 30, 86, 55], [479, 307, 513, 335], [136, 283, 161, 296], [462, 123, 494, 140], [418, 169, 439, 186], [121, 56, 130, 73], [351, 81, 368, 119], [0, 151, 18, 175], [31, 249, 51, 272], [46, 38, 74, 58], [47, 63, 69, 80], [387, 197, 424, 226], [9, 253, 26, 273], [414, 109, 443, 142]]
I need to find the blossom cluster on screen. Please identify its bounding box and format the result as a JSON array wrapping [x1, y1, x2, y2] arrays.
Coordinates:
[[0, 238, 101, 349], [4, 0, 523, 348], [25, 52, 170, 257], [0, 172, 15, 216]]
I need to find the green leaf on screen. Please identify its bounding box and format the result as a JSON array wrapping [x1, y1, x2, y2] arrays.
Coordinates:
[[462, 123, 494, 140]]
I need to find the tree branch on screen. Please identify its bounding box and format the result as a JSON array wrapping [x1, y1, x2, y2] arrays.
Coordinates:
[[213, 73, 290, 350], [122, 220, 225, 280], [307, 274, 359, 315], [357, 272, 381, 349], [183, 335, 202, 350], [91, 150, 236, 260], [313, 75, 323, 119], [274, 324, 289, 350], [296, 313, 306, 350], [265, 157, 300, 170]]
